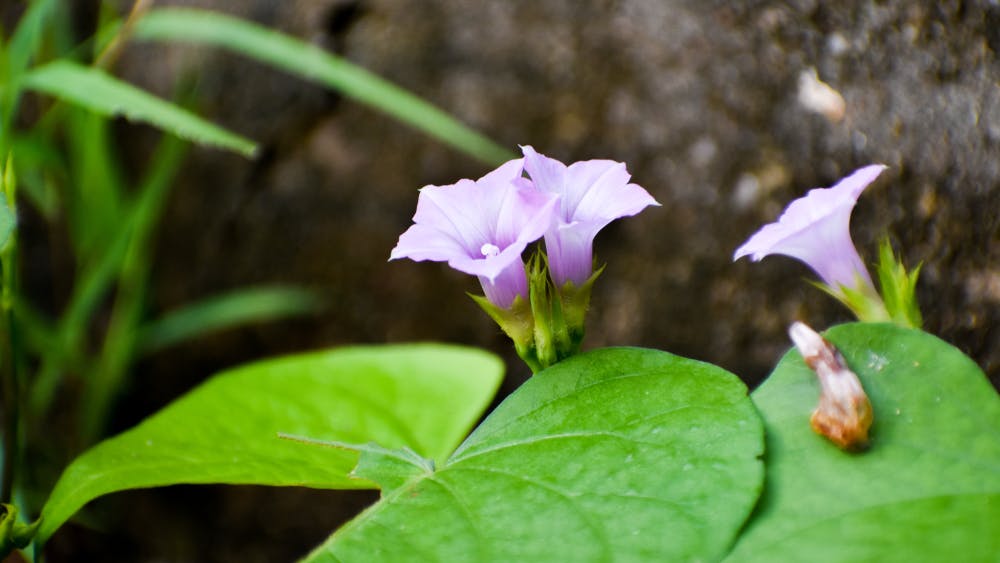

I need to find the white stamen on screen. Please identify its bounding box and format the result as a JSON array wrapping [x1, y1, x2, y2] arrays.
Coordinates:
[[480, 243, 500, 258]]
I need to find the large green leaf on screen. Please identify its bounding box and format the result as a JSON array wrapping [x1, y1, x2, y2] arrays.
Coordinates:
[[727, 323, 1000, 562], [37, 344, 503, 544], [307, 347, 764, 562], [21, 61, 257, 156], [130, 8, 516, 165]]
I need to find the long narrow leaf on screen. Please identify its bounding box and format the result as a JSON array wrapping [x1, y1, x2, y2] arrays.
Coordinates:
[[1, 0, 59, 156], [79, 135, 189, 441], [136, 286, 323, 355], [132, 8, 515, 165], [29, 220, 132, 414], [6, 0, 59, 76], [21, 61, 257, 157], [65, 109, 126, 261], [0, 189, 14, 250], [10, 132, 65, 219]]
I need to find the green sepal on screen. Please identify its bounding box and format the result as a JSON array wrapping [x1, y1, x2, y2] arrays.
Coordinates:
[[0, 504, 39, 559], [875, 238, 923, 329], [556, 263, 604, 356], [469, 292, 542, 373], [527, 252, 558, 369], [807, 239, 922, 329], [809, 275, 890, 323], [470, 252, 604, 373]]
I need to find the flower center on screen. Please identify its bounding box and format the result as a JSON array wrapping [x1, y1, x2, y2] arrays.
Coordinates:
[[480, 243, 501, 258]]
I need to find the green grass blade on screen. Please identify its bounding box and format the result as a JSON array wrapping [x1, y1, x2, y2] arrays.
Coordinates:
[[65, 109, 126, 262], [1, 0, 59, 157], [136, 287, 323, 355], [21, 60, 257, 157], [6, 0, 58, 76], [10, 132, 65, 219], [11, 297, 62, 373], [78, 135, 188, 442], [28, 221, 132, 414], [132, 8, 516, 165], [0, 187, 14, 251]]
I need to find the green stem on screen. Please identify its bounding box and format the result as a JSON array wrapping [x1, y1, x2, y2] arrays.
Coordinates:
[[80, 135, 185, 442], [0, 256, 16, 505], [80, 243, 148, 442], [94, 0, 154, 70], [0, 156, 21, 504]]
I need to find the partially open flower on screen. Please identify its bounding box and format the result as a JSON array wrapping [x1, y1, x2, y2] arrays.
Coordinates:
[[521, 146, 659, 288], [734, 164, 887, 295], [390, 159, 558, 309]]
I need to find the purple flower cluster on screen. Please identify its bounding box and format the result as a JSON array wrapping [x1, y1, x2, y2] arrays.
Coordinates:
[[391, 147, 659, 309]]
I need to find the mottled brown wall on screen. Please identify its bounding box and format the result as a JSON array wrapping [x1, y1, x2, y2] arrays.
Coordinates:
[[123, 0, 999, 388]]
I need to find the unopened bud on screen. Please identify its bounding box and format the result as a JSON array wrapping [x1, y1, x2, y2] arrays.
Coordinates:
[[788, 322, 873, 450]]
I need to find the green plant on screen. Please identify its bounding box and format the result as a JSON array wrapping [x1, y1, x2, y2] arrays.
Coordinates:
[[1, 2, 996, 562], [0, 1, 518, 552]]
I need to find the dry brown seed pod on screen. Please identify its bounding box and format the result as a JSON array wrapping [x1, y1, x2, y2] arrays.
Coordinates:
[[788, 322, 873, 451]]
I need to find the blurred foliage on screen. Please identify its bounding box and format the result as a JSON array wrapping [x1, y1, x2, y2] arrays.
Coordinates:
[[0, 0, 513, 556]]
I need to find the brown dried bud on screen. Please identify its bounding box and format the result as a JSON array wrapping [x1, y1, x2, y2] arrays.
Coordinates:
[[788, 322, 873, 450]]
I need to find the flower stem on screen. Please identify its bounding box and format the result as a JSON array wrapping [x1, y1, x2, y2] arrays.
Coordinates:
[[0, 258, 16, 505], [0, 156, 22, 503]]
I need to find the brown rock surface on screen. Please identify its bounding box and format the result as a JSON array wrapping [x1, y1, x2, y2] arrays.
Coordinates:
[[124, 0, 999, 384]]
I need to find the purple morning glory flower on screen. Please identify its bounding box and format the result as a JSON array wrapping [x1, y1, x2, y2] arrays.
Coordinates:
[[390, 159, 558, 309], [521, 146, 660, 287], [733, 164, 887, 292]]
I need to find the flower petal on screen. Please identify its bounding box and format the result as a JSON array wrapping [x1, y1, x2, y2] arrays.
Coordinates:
[[543, 222, 600, 288], [477, 259, 529, 309], [564, 159, 660, 229], [410, 179, 491, 256], [521, 146, 659, 286], [390, 222, 470, 263], [390, 157, 558, 308], [733, 164, 887, 290], [496, 186, 559, 250], [521, 145, 567, 197]]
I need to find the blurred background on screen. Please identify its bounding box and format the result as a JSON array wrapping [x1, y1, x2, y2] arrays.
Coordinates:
[[15, 0, 1000, 560]]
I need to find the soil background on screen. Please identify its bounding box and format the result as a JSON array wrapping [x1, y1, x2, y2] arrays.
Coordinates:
[[26, 0, 1000, 560]]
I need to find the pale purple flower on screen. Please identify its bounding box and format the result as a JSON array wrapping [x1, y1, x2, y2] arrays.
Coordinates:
[[390, 159, 558, 308], [733, 164, 887, 291], [521, 146, 660, 287]]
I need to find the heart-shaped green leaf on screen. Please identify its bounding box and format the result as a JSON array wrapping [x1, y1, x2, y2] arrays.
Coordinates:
[[306, 347, 764, 562], [38, 344, 503, 544], [727, 323, 1000, 561]]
